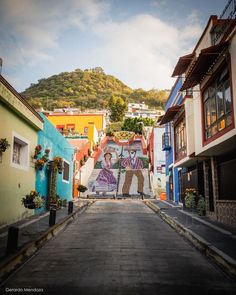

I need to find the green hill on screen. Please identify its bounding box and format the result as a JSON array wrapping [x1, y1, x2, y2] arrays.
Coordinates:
[[21, 67, 168, 110]]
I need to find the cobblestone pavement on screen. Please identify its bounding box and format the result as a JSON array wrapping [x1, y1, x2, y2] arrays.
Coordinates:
[[1, 200, 236, 295], [0, 200, 89, 260]]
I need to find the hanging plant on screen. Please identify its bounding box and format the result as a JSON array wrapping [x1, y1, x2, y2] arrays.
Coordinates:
[[34, 147, 50, 170], [34, 144, 42, 159], [35, 159, 46, 170], [0, 138, 10, 153], [21, 190, 45, 209], [53, 156, 63, 173]]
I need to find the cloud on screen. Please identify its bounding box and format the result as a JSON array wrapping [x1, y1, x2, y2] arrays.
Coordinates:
[[0, 0, 203, 91], [91, 13, 202, 89], [150, 0, 168, 8], [0, 0, 109, 68]]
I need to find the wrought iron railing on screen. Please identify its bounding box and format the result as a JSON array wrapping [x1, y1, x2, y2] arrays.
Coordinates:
[[162, 132, 171, 151], [211, 0, 236, 45]]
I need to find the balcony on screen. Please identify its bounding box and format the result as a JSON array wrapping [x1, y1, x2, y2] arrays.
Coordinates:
[[211, 0, 236, 45], [57, 129, 88, 139], [162, 132, 171, 151]]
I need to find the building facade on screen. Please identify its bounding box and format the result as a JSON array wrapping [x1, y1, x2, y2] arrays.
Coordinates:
[[160, 77, 184, 203], [162, 3, 236, 227], [46, 111, 106, 149], [36, 113, 74, 210], [0, 75, 43, 226]]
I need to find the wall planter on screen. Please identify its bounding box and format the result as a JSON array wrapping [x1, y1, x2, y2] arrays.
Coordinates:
[[34, 147, 50, 171], [21, 190, 44, 210], [0, 138, 10, 153]]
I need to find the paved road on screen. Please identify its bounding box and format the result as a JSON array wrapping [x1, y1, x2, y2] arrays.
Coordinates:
[[1, 201, 236, 295]]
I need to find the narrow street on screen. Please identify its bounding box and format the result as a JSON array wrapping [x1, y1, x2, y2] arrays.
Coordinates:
[[1, 201, 235, 295]]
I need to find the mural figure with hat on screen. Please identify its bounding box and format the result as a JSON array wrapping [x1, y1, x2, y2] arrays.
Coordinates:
[[91, 146, 119, 195], [121, 144, 144, 197]]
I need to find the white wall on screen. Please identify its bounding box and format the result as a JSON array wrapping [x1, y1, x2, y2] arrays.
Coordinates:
[[80, 157, 95, 185], [153, 127, 166, 189], [185, 98, 195, 156]]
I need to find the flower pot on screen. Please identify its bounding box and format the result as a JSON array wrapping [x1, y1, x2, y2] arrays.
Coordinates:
[[24, 202, 36, 209]]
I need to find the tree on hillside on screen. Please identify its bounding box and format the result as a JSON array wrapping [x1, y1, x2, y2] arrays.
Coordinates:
[[22, 68, 168, 111], [108, 96, 128, 122], [122, 117, 155, 134]]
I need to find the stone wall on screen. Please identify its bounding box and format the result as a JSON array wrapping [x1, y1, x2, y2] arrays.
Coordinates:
[[216, 201, 236, 228]]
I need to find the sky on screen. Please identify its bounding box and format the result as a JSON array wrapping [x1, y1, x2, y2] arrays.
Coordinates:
[[0, 0, 227, 92]]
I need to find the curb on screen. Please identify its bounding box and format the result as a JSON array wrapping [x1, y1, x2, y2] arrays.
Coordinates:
[[0, 201, 95, 283], [144, 201, 236, 280]]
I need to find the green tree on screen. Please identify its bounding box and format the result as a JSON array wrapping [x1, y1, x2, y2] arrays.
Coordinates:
[[122, 117, 155, 134], [108, 96, 127, 122]]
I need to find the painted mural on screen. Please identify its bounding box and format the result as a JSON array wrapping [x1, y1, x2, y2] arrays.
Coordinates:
[[91, 136, 148, 197]]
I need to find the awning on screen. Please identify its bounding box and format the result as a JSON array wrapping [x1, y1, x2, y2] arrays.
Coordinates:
[[172, 53, 195, 77], [180, 41, 229, 91], [159, 105, 183, 125], [156, 115, 164, 123]]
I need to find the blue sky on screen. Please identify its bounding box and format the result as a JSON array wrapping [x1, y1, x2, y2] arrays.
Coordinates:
[[0, 0, 226, 92]]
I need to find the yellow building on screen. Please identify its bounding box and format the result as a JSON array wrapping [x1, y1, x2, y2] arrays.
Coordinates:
[[46, 112, 106, 147]]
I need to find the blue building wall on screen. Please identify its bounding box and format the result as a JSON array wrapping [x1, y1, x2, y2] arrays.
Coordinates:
[[35, 113, 74, 212], [165, 77, 183, 203]]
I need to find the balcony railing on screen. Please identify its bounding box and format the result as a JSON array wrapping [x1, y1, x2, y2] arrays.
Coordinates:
[[162, 132, 171, 151], [211, 0, 236, 45], [57, 130, 88, 139]]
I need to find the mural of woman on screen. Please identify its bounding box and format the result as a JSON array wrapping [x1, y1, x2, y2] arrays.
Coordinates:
[[92, 147, 119, 195]]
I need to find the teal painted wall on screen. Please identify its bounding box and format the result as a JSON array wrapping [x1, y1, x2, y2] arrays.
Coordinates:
[[36, 113, 73, 211]]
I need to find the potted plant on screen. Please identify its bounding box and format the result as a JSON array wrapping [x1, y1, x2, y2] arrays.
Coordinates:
[[185, 188, 197, 211], [197, 196, 206, 216], [0, 138, 10, 153], [22, 190, 44, 209], [78, 184, 88, 193]]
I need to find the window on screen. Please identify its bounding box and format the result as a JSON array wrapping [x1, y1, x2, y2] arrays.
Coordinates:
[[63, 160, 70, 182], [11, 133, 29, 170], [84, 127, 88, 134], [174, 117, 187, 161], [203, 64, 232, 141], [66, 124, 75, 133], [56, 125, 65, 135]]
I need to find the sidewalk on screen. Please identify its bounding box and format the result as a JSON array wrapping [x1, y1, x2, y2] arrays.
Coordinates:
[[0, 199, 92, 281], [145, 199, 236, 279]]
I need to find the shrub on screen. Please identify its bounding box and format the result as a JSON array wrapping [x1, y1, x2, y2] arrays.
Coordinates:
[[185, 193, 196, 210], [197, 196, 206, 216]]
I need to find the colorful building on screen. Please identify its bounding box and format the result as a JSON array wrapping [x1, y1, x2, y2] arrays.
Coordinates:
[[66, 137, 91, 197], [160, 77, 184, 203], [46, 110, 106, 148], [0, 75, 43, 226], [161, 3, 236, 227], [35, 113, 74, 210]]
